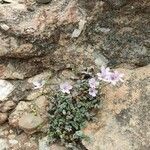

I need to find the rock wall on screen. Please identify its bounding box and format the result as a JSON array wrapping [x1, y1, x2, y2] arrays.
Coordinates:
[[0, 0, 149, 149]]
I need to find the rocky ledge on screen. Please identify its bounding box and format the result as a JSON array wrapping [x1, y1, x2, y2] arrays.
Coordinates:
[[83, 65, 150, 150], [0, 0, 149, 149]]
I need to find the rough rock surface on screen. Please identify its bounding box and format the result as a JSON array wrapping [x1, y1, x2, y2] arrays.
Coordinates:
[[0, 100, 16, 112], [0, 0, 149, 149], [0, 80, 14, 101], [18, 113, 44, 133], [0, 113, 8, 124], [9, 95, 49, 133], [0, 138, 8, 150], [39, 136, 66, 150], [0, 0, 149, 80], [85, 0, 150, 66], [83, 65, 150, 150], [0, 127, 38, 150]]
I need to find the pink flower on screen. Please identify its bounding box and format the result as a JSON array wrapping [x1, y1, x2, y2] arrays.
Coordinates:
[[89, 88, 98, 97], [108, 71, 124, 85], [97, 66, 124, 85], [97, 66, 111, 82], [88, 78, 99, 88], [60, 82, 73, 94]]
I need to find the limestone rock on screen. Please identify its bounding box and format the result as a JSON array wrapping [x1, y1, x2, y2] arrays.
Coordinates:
[[83, 65, 150, 150], [28, 71, 52, 90], [0, 71, 52, 103], [26, 90, 43, 101], [0, 0, 149, 149], [39, 136, 66, 150], [0, 139, 8, 150], [0, 60, 44, 80], [14, 133, 38, 150], [0, 63, 24, 80], [9, 101, 30, 127], [0, 23, 10, 31], [0, 80, 14, 101], [0, 0, 83, 58], [9, 96, 48, 133], [39, 136, 49, 150], [4, 132, 38, 150], [18, 113, 44, 133], [0, 101, 16, 112], [35, 96, 49, 110], [49, 144, 66, 150], [0, 113, 8, 124]]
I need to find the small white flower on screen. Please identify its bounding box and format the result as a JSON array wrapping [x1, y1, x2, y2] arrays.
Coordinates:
[[108, 71, 124, 85], [89, 88, 98, 97], [88, 78, 99, 88], [97, 66, 111, 82], [33, 80, 45, 89], [97, 66, 124, 85], [60, 82, 73, 94]]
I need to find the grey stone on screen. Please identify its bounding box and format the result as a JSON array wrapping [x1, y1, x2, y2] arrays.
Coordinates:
[[39, 141, 66, 150], [0, 139, 8, 150], [93, 51, 108, 67], [39, 136, 49, 150], [86, 0, 150, 66], [18, 113, 44, 133], [0, 23, 10, 31], [0, 80, 14, 101]]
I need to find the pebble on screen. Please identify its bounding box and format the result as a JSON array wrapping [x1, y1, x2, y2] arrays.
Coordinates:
[[0, 24, 10, 31], [18, 113, 44, 133], [0, 80, 14, 102]]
